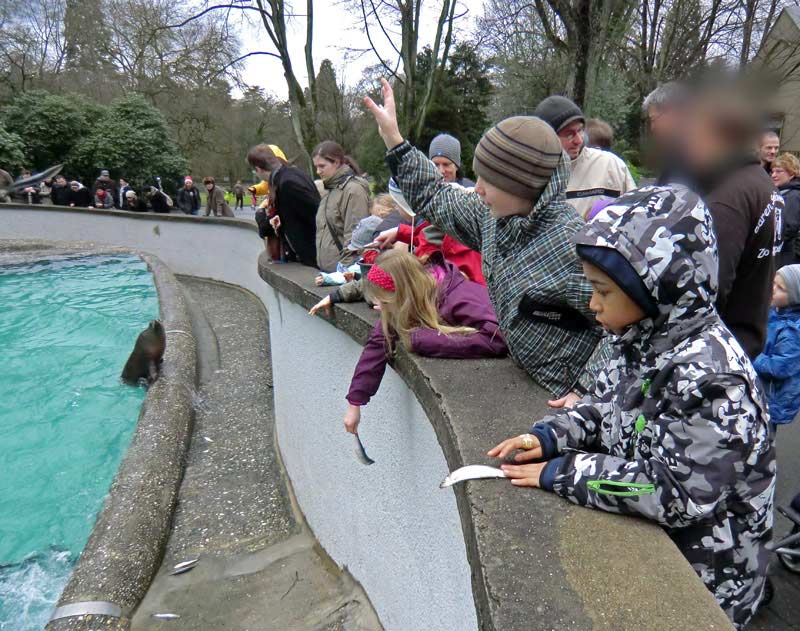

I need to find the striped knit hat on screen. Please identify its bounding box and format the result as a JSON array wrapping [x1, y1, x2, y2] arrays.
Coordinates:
[[472, 116, 562, 200]]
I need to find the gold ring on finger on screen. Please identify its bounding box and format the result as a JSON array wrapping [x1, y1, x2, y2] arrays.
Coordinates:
[[519, 434, 535, 450]]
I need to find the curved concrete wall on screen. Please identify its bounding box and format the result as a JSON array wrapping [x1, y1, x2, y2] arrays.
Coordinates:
[[1, 206, 476, 631], [265, 285, 477, 631], [3, 205, 736, 631]]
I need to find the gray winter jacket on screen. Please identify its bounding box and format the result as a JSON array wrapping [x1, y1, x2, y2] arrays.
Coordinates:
[[533, 185, 775, 629], [316, 167, 371, 272]]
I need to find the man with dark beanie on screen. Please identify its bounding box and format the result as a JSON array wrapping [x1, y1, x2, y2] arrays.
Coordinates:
[[364, 78, 603, 397], [534, 95, 635, 219]]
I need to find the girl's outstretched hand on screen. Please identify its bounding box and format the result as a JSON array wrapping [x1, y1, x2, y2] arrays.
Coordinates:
[[487, 434, 542, 462], [500, 462, 547, 488], [371, 227, 399, 249], [344, 404, 362, 434], [363, 78, 405, 150], [309, 295, 333, 316]]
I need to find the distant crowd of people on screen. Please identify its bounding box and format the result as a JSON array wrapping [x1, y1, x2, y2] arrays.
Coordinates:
[[1, 168, 256, 218]]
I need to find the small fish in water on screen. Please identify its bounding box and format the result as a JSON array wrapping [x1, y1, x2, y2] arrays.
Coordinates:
[[440, 465, 506, 488], [170, 557, 199, 575], [203, 436, 213, 443], [354, 433, 375, 465], [152, 613, 180, 620]]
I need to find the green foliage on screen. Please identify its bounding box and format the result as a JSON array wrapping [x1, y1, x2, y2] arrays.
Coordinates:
[[0, 123, 25, 171], [70, 94, 187, 192], [415, 42, 493, 180], [1, 91, 105, 170]]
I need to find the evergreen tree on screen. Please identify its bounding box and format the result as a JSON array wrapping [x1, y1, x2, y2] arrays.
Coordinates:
[[0, 123, 25, 171], [70, 94, 187, 191]]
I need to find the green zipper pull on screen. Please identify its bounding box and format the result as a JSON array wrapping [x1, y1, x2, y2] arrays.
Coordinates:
[[634, 414, 647, 434]]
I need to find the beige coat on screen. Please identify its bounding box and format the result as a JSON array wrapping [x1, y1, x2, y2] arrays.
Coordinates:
[[315, 169, 370, 271]]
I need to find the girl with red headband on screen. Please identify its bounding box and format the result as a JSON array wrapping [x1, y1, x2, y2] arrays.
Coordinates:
[[343, 250, 507, 434]]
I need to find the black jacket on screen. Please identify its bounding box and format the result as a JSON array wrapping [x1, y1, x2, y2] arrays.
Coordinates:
[[68, 187, 92, 207], [271, 165, 319, 267], [176, 186, 201, 213], [50, 184, 71, 206], [778, 178, 800, 267], [703, 160, 782, 358]]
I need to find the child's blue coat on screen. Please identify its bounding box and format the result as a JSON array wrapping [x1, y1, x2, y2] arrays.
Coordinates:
[[754, 306, 800, 424]]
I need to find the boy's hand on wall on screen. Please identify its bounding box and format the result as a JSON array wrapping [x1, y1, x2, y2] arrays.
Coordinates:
[[548, 392, 580, 409], [500, 462, 547, 488], [487, 434, 542, 462], [363, 78, 405, 150]]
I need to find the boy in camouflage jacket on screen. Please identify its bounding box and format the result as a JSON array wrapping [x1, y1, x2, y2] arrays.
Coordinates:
[[490, 185, 776, 628]]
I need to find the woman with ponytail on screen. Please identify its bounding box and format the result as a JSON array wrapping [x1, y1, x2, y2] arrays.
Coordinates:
[[312, 141, 371, 272], [343, 249, 506, 434]]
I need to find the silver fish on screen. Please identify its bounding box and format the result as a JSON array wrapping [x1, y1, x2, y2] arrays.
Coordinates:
[[152, 613, 180, 620], [354, 433, 375, 466], [440, 465, 506, 488], [170, 557, 199, 575]]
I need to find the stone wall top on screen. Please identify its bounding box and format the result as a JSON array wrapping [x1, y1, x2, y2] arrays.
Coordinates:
[[259, 256, 735, 631]]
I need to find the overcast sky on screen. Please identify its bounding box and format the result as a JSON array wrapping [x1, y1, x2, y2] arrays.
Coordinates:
[[236, 0, 484, 99]]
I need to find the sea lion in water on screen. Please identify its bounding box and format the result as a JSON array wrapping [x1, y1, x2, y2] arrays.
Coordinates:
[[122, 320, 166, 385]]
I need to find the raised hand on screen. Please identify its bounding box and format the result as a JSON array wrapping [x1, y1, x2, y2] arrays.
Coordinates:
[[363, 78, 405, 150]]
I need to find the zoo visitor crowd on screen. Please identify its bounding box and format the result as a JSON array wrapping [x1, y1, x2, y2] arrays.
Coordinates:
[[5, 74, 800, 630], [247, 77, 800, 630]]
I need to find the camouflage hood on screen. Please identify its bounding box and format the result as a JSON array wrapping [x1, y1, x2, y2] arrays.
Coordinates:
[[572, 185, 718, 351]]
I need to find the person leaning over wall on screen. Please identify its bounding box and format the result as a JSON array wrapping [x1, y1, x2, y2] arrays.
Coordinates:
[[343, 250, 506, 434], [364, 78, 602, 399], [311, 141, 371, 272], [250, 144, 288, 262], [202, 176, 233, 217], [489, 185, 775, 630], [247, 144, 319, 267]]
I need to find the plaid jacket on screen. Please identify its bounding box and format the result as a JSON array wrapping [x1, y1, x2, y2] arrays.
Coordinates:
[[386, 142, 601, 396]]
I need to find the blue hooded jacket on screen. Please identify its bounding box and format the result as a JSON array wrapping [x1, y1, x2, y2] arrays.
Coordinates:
[[754, 306, 800, 424]]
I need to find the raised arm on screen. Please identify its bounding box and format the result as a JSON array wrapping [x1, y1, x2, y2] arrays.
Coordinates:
[[364, 78, 485, 252]]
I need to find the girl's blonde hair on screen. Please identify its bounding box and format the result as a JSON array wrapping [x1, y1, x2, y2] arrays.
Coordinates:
[[773, 153, 800, 178], [364, 250, 476, 352], [370, 193, 397, 218]]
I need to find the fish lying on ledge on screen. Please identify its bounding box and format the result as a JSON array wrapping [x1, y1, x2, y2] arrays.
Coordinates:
[[440, 465, 506, 488], [0, 164, 62, 202]]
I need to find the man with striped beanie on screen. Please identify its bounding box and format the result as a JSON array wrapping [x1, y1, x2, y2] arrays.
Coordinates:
[[364, 78, 604, 398]]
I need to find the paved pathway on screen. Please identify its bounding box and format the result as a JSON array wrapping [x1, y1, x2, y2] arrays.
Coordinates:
[[131, 277, 381, 630], [749, 418, 800, 630]]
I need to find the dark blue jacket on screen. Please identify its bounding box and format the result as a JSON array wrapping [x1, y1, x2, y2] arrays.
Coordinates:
[[754, 306, 800, 424]]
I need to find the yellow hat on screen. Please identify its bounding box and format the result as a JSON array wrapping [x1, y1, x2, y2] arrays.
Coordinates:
[[268, 144, 286, 161]]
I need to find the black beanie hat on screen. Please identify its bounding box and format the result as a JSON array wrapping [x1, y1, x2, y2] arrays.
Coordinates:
[[576, 244, 660, 318], [533, 95, 585, 133]]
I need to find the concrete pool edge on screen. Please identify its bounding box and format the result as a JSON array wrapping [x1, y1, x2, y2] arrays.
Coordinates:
[[259, 259, 736, 631], [1, 206, 735, 630], [0, 243, 199, 629]]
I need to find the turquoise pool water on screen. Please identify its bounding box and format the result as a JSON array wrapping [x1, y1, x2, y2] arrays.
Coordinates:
[[0, 254, 159, 630]]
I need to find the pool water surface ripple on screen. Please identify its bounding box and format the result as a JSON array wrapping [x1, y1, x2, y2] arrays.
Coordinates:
[[0, 254, 158, 630]]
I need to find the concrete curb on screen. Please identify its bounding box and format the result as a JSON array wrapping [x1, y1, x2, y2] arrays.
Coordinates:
[[258, 254, 736, 631], [33, 249, 198, 630]]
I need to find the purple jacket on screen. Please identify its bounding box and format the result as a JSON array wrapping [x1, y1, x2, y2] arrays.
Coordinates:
[[347, 260, 507, 406]]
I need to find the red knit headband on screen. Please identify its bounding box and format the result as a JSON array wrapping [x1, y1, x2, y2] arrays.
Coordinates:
[[367, 264, 395, 292]]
